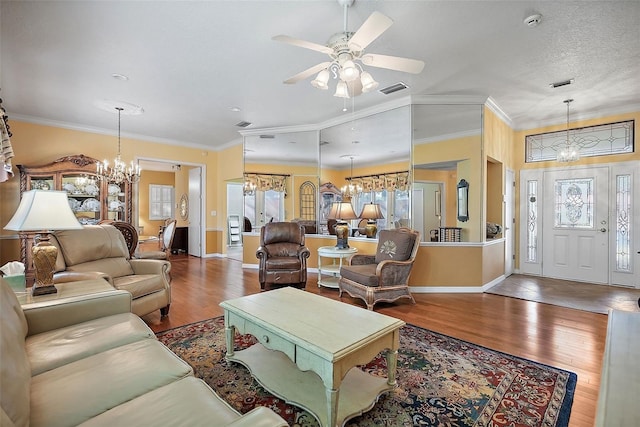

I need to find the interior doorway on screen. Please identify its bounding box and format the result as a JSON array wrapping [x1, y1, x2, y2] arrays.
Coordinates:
[[136, 159, 205, 257]]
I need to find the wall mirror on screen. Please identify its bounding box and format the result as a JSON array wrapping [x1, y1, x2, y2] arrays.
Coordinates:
[[243, 130, 319, 232], [412, 103, 483, 241], [319, 105, 411, 236]]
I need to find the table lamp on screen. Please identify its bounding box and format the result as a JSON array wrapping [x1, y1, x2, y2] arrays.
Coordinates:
[[359, 203, 384, 238], [327, 201, 358, 249], [4, 190, 83, 295]]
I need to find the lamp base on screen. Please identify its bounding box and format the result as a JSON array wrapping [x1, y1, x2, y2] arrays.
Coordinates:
[[31, 233, 58, 296], [334, 221, 351, 249], [32, 284, 58, 296], [365, 220, 378, 238]]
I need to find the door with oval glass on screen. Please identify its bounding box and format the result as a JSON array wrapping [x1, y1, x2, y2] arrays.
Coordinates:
[[542, 167, 609, 283]]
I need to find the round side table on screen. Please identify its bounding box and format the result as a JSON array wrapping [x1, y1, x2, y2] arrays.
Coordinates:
[[317, 246, 358, 289]]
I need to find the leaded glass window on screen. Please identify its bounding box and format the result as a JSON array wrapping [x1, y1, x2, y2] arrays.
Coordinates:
[[554, 178, 594, 228], [525, 120, 634, 163], [615, 174, 631, 272], [526, 180, 538, 262]]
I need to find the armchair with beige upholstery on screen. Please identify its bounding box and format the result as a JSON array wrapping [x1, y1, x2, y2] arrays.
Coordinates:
[[51, 224, 172, 317], [339, 227, 420, 310], [256, 222, 311, 291]]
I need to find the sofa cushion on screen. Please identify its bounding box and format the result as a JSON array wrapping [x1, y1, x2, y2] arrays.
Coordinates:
[[77, 377, 241, 426], [375, 229, 416, 263], [114, 274, 165, 299], [26, 313, 155, 376], [340, 264, 379, 287], [54, 225, 130, 266], [67, 258, 135, 279], [265, 256, 301, 271], [0, 280, 30, 427], [30, 339, 193, 427]]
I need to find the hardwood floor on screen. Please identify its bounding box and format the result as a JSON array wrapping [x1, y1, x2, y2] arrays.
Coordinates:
[[141, 254, 607, 427]]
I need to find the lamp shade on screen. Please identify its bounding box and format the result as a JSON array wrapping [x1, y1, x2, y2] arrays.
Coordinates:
[[327, 201, 358, 221], [359, 203, 384, 220], [4, 190, 83, 231]]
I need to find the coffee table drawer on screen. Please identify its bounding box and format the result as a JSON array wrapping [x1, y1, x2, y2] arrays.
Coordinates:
[[244, 320, 296, 361]]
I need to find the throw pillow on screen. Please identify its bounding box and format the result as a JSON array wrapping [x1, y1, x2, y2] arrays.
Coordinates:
[[375, 229, 415, 263]]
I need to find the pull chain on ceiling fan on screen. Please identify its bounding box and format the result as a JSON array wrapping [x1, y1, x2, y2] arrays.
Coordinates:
[[272, 0, 425, 98]]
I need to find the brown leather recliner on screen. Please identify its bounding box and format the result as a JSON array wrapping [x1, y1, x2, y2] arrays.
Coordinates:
[[256, 222, 311, 291]]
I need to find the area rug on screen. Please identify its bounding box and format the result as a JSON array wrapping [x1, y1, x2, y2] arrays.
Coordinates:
[[157, 317, 576, 427]]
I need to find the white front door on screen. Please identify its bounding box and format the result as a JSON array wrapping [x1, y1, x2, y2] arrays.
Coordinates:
[[504, 169, 515, 276], [188, 167, 202, 257], [542, 167, 609, 283]]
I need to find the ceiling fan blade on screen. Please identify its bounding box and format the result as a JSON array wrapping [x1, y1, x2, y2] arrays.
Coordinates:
[[283, 62, 332, 84], [361, 53, 425, 74], [272, 35, 333, 55], [347, 11, 393, 51]]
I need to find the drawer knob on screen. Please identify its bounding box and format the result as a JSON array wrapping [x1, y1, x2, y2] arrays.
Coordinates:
[[263, 335, 269, 343]]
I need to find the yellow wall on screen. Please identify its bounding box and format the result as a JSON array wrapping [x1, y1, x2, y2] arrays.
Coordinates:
[[0, 120, 238, 262], [243, 233, 504, 288], [138, 170, 175, 237], [414, 134, 483, 241]]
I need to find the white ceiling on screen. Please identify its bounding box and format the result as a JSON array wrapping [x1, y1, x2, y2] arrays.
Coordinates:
[[2, 0, 639, 159]]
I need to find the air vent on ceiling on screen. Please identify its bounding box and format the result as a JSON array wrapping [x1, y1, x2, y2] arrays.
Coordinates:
[[549, 79, 575, 89], [379, 82, 409, 95], [259, 134, 275, 139], [235, 121, 252, 128]]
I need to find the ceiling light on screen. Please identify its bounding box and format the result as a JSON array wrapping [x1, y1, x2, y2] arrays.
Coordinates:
[[96, 107, 141, 184], [339, 60, 360, 82], [229, 107, 242, 112], [557, 99, 580, 162], [334, 80, 350, 98], [311, 69, 330, 90], [360, 71, 379, 92], [111, 73, 129, 81]]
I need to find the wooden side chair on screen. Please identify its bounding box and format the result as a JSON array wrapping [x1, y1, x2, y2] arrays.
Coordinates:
[[339, 227, 420, 310], [98, 220, 138, 258], [137, 219, 177, 260]]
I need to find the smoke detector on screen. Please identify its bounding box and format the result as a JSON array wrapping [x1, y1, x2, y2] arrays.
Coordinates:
[[523, 14, 542, 28]]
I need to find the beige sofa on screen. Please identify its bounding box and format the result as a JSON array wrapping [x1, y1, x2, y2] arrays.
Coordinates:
[[0, 279, 288, 427], [51, 224, 171, 318]]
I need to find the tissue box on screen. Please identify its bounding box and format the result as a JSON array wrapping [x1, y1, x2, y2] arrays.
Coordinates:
[[4, 275, 26, 293]]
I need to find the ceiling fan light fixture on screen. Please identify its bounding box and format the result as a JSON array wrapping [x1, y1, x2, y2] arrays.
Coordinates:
[[311, 69, 330, 89], [339, 60, 360, 82], [360, 71, 379, 92], [334, 80, 350, 98]]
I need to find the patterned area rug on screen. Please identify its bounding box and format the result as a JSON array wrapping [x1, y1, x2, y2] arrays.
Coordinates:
[[157, 317, 576, 427]]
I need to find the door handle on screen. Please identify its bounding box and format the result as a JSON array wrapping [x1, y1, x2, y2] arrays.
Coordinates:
[[599, 228, 607, 233]]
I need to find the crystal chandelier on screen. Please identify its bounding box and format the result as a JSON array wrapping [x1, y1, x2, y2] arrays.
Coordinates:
[[243, 180, 256, 196], [557, 99, 580, 162], [96, 107, 141, 184], [341, 155, 362, 199]]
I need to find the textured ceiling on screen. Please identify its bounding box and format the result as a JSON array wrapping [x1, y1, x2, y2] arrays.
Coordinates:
[[2, 1, 639, 163]]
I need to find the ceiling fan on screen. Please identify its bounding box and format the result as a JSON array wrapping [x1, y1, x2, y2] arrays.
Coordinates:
[[273, 0, 425, 98]]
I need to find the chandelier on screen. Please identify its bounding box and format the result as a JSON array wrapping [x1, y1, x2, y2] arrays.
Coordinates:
[[243, 179, 256, 196], [96, 107, 141, 184], [557, 99, 580, 162], [341, 155, 362, 199]]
